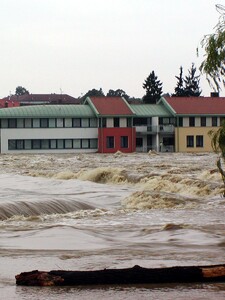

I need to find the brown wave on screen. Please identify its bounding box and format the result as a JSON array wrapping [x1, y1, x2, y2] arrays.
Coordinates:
[[0, 199, 95, 220]]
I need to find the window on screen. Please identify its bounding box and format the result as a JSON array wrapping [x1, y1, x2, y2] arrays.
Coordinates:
[[24, 140, 32, 150], [136, 138, 143, 147], [102, 118, 106, 128], [106, 136, 114, 148], [133, 118, 147, 126], [73, 139, 81, 148], [33, 119, 40, 128], [8, 119, 17, 128], [127, 118, 132, 127], [64, 118, 72, 128], [201, 117, 206, 127], [24, 118, 32, 128], [178, 117, 183, 127], [16, 140, 24, 149], [32, 140, 41, 149], [41, 140, 49, 149], [90, 118, 97, 127], [72, 118, 81, 127], [1, 119, 8, 128], [49, 118, 56, 128], [114, 117, 120, 127], [121, 136, 128, 148], [40, 118, 48, 128], [212, 117, 218, 127], [189, 117, 195, 127], [17, 119, 24, 128], [57, 139, 64, 149], [57, 118, 64, 128], [220, 117, 225, 126], [196, 135, 204, 147], [82, 139, 89, 148], [65, 139, 72, 148], [8, 140, 16, 150], [90, 139, 98, 148], [50, 140, 57, 149], [187, 136, 194, 148], [81, 119, 89, 127]]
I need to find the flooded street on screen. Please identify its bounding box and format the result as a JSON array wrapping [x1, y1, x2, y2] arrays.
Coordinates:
[[0, 152, 225, 299]]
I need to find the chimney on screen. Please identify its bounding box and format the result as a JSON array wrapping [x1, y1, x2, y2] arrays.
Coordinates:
[[211, 92, 219, 97]]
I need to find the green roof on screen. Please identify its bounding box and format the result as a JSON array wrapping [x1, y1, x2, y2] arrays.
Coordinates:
[[0, 105, 95, 118], [130, 104, 172, 117]]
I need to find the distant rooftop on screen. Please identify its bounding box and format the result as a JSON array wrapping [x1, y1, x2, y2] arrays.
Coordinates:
[[3, 94, 80, 105]]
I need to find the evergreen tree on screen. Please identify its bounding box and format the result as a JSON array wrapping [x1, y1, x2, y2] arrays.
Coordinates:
[[172, 66, 186, 97], [184, 63, 202, 97], [142, 71, 163, 104]]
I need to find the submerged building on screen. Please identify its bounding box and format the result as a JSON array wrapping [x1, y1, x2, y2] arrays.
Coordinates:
[[0, 95, 224, 154]]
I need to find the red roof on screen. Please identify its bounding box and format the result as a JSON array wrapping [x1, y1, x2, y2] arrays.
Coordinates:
[[3, 94, 80, 104], [165, 97, 225, 115], [0, 99, 20, 108], [89, 97, 134, 116]]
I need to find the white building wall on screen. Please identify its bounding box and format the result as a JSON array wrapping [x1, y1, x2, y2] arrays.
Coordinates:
[[206, 117, 211, 126], [195, 117, 200, 127], [152, 117, 158, 126], [120, 118, 127, 127], [0, 128, 98, 154], [107, 118, 113, 128], [183, 117, 189, 127]]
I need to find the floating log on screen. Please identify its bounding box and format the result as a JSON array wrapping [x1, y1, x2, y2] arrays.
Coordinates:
[[15, 264, 225, 286]]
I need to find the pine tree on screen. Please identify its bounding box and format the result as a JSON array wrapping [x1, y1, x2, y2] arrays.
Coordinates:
[[184, 63, 202, 97], [172, 66, 186, 97], [142, 71, 163, 104]]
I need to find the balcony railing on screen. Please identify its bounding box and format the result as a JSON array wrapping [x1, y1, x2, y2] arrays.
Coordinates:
[[136, 125, 175, 133]]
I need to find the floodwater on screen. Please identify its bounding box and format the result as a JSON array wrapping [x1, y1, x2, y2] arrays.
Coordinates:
[[0, 152, 225, 299]]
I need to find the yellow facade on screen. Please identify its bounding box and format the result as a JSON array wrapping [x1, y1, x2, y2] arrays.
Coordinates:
[[175, 127, 216, 152]]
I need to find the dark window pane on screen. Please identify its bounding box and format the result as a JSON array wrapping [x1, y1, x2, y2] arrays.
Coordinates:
[[186, 136, 194, 147]]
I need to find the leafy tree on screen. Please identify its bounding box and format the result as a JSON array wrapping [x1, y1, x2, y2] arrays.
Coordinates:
[[172, 66, 186, 97], [208, 121, 225, 196], [106, 89, 130, 101], [199, 4, 225, 92], [15, 86, 29, 96], [81, 88, 105, 101], [184, 63, 202, 97], [142, 71, 163, 104]]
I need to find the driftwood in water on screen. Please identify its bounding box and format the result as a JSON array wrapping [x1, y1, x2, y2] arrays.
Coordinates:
[[15, 264, 225, 286]]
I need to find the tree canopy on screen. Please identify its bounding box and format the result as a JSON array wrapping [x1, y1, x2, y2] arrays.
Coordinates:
[[15, 86, 29, 96], [142, 71, 163, 104], [81, 88, 105, 101], [199, 4, 225, 92], [208, 121, 225, 196], [106, 89, 130, 101]]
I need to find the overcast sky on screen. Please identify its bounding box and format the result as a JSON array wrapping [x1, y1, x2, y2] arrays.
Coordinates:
[[0, 0, 224, 98]]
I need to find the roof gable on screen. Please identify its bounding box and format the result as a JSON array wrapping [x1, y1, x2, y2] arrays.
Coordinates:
[[163, 97, 225, 115], [86, 97, 135, 116]]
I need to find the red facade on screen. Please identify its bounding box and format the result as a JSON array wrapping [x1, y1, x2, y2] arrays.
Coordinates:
[[98, 127, 136, 153]]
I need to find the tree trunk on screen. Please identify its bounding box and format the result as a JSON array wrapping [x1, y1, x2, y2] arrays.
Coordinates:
[[15, 264, 225, 286]]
